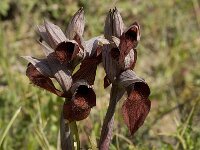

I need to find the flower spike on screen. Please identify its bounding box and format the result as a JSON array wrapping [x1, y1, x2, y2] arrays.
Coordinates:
[[100, 8, 151, 149]]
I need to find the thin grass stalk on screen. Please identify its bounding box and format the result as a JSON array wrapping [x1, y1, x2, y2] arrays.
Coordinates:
[[175, 99, 198, 150], [69, 121, 80, 150]]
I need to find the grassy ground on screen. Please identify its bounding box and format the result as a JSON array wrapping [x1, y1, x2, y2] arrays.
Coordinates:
[[0, 0, 200, 149]]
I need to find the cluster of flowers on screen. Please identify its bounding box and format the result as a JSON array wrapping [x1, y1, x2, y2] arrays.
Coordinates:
[[23, 7, 151, 149]]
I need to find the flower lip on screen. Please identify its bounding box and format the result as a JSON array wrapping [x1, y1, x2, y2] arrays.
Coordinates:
[[75, 85, 96, 107], [63, 100, 91, 122], [120, 77, 150, 136], [63, 85, 96, 122], [122, 88, 151, 135]]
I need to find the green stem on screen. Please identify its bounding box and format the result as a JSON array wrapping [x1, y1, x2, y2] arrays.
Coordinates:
[[69, 121, 80, 150]]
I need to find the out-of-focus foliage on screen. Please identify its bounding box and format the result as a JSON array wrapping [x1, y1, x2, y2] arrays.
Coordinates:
[[0, 0, 200, 149]]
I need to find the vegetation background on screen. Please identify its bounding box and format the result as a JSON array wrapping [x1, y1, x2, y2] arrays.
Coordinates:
[[0, 0, 200, 149]]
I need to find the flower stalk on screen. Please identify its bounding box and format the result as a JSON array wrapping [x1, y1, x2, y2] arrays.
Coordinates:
[[99, 84, 125, 150], [60, 108, 73, 150], [99, 8, 150, 149]]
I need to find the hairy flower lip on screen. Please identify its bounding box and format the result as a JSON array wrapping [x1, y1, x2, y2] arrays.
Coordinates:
[[70, 37, 109, 86], [118, 22, 140, 66], [63, 100, 91, 122], [116, 70, 151, 135], [63, 84, 96, 122], [122, 88, 151, 135], [70, 81, 96, 107], [74, 85, 96, 107]]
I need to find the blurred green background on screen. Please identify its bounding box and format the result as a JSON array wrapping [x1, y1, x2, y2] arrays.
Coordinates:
[[0, 0, 200, 149]]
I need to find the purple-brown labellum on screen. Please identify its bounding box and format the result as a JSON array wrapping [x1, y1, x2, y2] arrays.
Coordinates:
[[55, 41, 80, 63], [63, 85, 96, 121], [26, 63, 64, 97], [122, 82, 151, 135], [63, 100, 91, 122], [76, 85, 96, 107]]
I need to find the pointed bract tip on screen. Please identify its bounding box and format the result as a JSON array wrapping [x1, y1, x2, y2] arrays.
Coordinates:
[[43, 18, 48, 24], [21, 55, 29, 59], [76, 7, 84, 14]]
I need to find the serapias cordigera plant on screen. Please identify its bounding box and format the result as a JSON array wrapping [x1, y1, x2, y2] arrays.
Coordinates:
[[23, 7, 151, 150]]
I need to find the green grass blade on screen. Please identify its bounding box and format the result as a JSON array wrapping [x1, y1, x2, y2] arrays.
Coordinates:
[[70, 121, 80, 150], [0, 107, 21, 146], [34, 125, 51, 150]]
